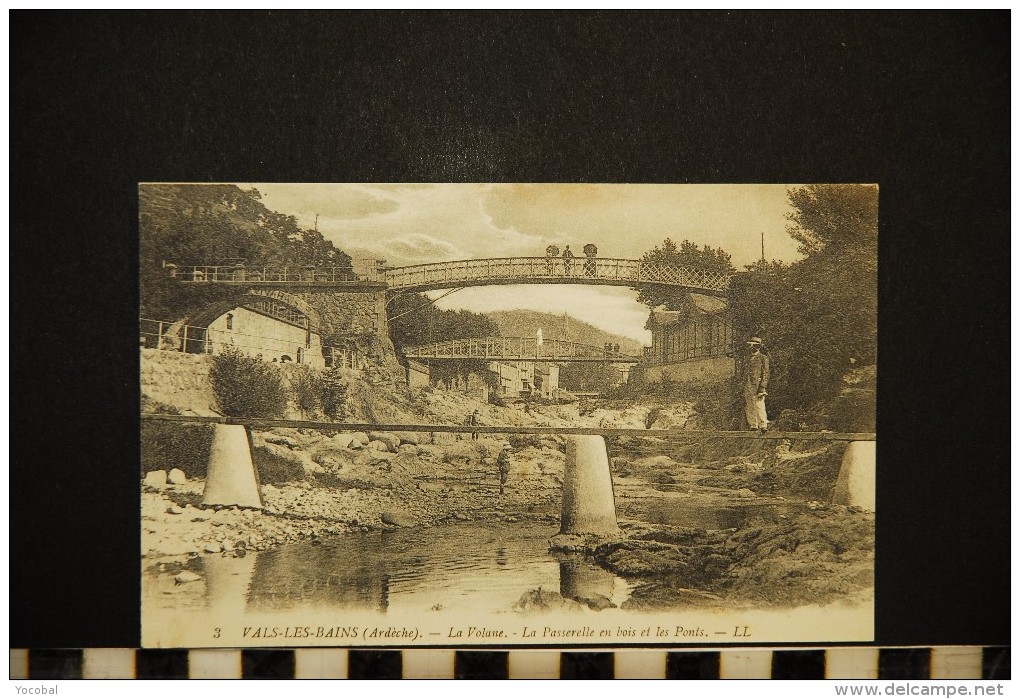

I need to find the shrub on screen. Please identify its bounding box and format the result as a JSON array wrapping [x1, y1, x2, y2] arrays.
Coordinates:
[[290, 366, 322, 418], [319, 368, 348, 420], [140, 421, 213, 477], [209, 347, 288, 418], [251, 446, 306, 485], [141, 397, 180, 415]]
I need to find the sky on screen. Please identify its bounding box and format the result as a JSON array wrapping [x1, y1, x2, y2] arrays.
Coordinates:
[[248, 183, 804, 344]]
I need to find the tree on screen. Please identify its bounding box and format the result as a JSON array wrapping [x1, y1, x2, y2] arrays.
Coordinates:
[[636, 238, 735, 310], [387, 293, 502, 387], [729, 185, 878, 413], [139, 184, 353, 319]]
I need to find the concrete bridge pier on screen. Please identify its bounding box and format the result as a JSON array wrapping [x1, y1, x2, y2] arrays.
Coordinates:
[[831, 441, 876, 512], [202, 424, 264, 508], [559, 435, 621, 537]]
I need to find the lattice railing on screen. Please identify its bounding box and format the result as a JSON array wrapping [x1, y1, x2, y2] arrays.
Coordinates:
[[403, 337, 641, 363], [167, 257, 730, 292], [383, 257, 731, 292], [167, 259, 386, 284]]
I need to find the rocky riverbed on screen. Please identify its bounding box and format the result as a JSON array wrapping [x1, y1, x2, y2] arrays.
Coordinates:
[[142, 404, 874, 609]]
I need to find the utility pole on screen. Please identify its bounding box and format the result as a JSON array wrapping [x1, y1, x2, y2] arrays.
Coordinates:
[[314, 213, 319, 233], [761, 230, 765, 264]]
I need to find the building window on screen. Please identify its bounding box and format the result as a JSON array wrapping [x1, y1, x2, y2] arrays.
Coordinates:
[[297, 347, 304, 364], [226, 313, 234, 330]]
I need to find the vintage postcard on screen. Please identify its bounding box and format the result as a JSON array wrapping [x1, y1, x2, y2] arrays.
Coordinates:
[[140, 183, 876, 648]]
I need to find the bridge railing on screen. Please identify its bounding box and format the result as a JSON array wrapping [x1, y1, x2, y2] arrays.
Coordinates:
[[168, 260, 387, 284], [403, 336, 640, 362], [384, 257, 731, 292]]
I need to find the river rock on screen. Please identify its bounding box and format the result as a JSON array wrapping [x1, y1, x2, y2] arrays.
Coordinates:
[[332, 433, 357, 448], [167, 468, 188, 485], [166, 504, 184, 515], [635, 455, 678, 469], [143, 470, 167, 487], [204, 543, 222, 554], [351, 432, 371, 446], [175, 571, 201, 584], [367, 439, 392, 453], [395, 432, 420, 446], [368, 432, 401, 452], [381, 510, 416, 527], [398, 444, 419, 454], [265, 434, 299, 448], [735, 488, 757, 498]]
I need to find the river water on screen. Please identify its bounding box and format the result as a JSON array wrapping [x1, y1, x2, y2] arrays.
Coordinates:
[[143, 500, 802, 618]]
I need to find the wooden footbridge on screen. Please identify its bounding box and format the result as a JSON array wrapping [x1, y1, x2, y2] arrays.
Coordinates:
[[403, 337, 641, 364], [168, 257, 731, 296]]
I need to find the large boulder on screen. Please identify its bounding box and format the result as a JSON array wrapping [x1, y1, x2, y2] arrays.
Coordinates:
[[351, 432, 371, 447], [332, 433, 358, 448], [367, 439, 392, 453], [368, 432, 401, 452], [395, 432, 420, 446], [167, 468, 188, 485], [143, 470, 167, 487]]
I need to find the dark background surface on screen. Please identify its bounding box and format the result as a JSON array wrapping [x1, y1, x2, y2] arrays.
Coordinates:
[[10, 11, 1008, 649]]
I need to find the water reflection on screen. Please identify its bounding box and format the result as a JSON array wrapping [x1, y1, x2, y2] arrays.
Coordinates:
[[557, 556, 620, 610], [154, 505, 789, 617], [180, 522, 632, 616]]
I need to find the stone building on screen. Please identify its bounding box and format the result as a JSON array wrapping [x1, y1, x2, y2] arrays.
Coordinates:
[[185, 297, 326, 368], [489, 361, 559, 398]]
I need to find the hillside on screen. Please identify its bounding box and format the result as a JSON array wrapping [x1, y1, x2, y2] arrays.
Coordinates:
[[140, 184, 351, 319], [486, 310, 644, 355]]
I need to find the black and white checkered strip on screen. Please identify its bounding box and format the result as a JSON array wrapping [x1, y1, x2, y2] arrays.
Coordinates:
[[10, 648, 1009, 679]]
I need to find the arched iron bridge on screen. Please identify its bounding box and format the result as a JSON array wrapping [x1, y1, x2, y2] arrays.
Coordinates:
[[169, 257, 731, 296]]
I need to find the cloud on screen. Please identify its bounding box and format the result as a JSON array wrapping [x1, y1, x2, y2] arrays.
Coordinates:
[[254, 184, 399, 223], [482, 184, 802, 268], [386, 233, 464, 261]]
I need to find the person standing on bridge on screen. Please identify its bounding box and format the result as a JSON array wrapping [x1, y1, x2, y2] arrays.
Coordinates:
[[561, 245, 575, 275], [744, 336, 770, 431], [545, 244, 559, 275], [497, 443, 513, 496], [583, 243, 598, 277]]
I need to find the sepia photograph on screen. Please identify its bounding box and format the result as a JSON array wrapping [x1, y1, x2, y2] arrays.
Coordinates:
[[139, 183, 876, 648]]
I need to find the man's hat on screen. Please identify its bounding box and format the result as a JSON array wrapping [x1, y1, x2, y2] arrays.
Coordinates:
[[747, 336, 763, 345]]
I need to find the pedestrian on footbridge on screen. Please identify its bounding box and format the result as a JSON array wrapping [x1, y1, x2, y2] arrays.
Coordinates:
[[583, 243, 598, 277], [561, 245, 575, 275]]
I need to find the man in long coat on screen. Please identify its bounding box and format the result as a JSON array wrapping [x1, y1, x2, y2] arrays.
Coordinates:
[[744, 336, 770, 431]]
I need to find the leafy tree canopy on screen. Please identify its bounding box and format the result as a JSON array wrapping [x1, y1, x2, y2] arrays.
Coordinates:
[[730, 184, 878, 413], [786, 184, 878, 258], [140, 184, 352, 319], [387, 292, 501, 382], [637, 238, 735, 309]]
